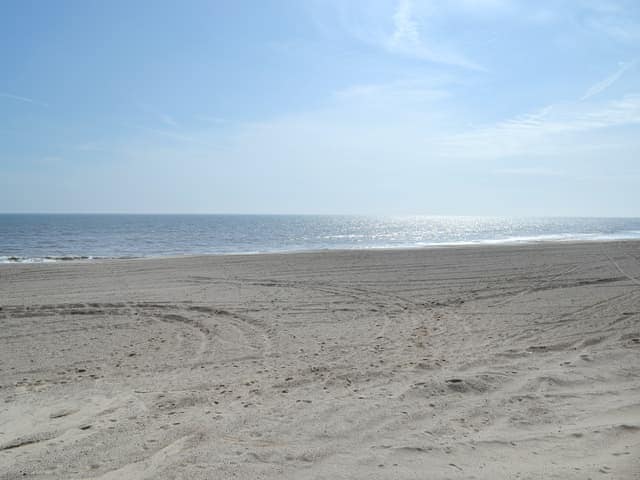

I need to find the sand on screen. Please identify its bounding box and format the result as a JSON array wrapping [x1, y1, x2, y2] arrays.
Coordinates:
[[1, 241, 639, 479]]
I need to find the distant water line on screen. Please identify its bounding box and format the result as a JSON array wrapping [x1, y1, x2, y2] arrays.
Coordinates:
[[1, 214, 640, 263]]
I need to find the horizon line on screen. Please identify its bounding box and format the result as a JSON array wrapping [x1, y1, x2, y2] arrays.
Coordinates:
[[1, 212, 640, 219]]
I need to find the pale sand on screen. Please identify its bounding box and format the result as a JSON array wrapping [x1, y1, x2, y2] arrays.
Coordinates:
[[1, 241, 639, 479]]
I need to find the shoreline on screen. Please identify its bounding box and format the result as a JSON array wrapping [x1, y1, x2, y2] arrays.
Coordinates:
[[3, 236, 640, 266]]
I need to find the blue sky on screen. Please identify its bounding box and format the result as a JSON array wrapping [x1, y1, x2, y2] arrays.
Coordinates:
[[1, 0, 639, 215]]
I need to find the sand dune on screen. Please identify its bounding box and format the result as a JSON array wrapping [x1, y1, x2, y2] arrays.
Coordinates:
[[1, 241, 639, 479]]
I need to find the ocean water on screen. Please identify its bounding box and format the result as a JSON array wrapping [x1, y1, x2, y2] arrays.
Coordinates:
[[1, 214, 640, 263]]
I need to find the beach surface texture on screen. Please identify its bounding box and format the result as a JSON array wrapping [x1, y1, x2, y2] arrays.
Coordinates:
[[1, 241, 639, 479]]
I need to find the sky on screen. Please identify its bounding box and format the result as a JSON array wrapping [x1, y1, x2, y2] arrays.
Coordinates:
[[1, 0, 639, 216]]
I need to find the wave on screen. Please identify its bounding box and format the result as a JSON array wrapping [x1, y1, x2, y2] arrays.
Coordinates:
[[0, 255, 104, 264], [415, 231, 640, 247]]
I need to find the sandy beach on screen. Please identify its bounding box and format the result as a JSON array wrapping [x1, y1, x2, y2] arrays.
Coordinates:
[[1, 241, 639, 479]]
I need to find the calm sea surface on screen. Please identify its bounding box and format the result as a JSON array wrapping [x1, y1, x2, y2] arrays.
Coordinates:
[[1, 214, 640, 263]]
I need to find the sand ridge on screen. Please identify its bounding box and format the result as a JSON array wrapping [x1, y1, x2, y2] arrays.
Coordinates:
[[1, 241, 639, 478]]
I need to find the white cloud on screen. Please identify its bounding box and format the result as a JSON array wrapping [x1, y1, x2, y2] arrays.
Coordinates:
[[389, 0, 419, 49], [125, 124, 197, 143], [334, 77, 451, 103], [198, 116, 228, 125], [0, 92, 47, 107], [310, 0, 486, 70], [435, 94, 640, 159], [494, 167, 564, 176], [385, 0, 484, 70], [135, 102, 180, 128], [158, 113, 178, 128], [121, 89, 640, 178], [584, 11, 640, 43], [581, 60, 637, 100]]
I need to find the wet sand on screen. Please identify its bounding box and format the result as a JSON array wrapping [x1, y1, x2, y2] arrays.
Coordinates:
[[1, 241, 639, 479]]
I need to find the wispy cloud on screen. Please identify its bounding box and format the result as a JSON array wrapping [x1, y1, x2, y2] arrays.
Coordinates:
[[0, 92, 47, 107], [334, 77, 451, 103], [126, 124, 196, 143], [135, 102, 180, 128], [389, 0, 419, 49], [581, 59, 637, 100], [494, 167, 565, 177], [198, 116, 228, 125], [385, 0, 483, 70], [74, 142, 109, 152], [584, 10, 640, 43], [437, 94, 640, 159], [158, 113, 178, 128]]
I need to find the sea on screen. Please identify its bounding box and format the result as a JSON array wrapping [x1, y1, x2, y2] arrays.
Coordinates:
[[1, 214, 640, 263]]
